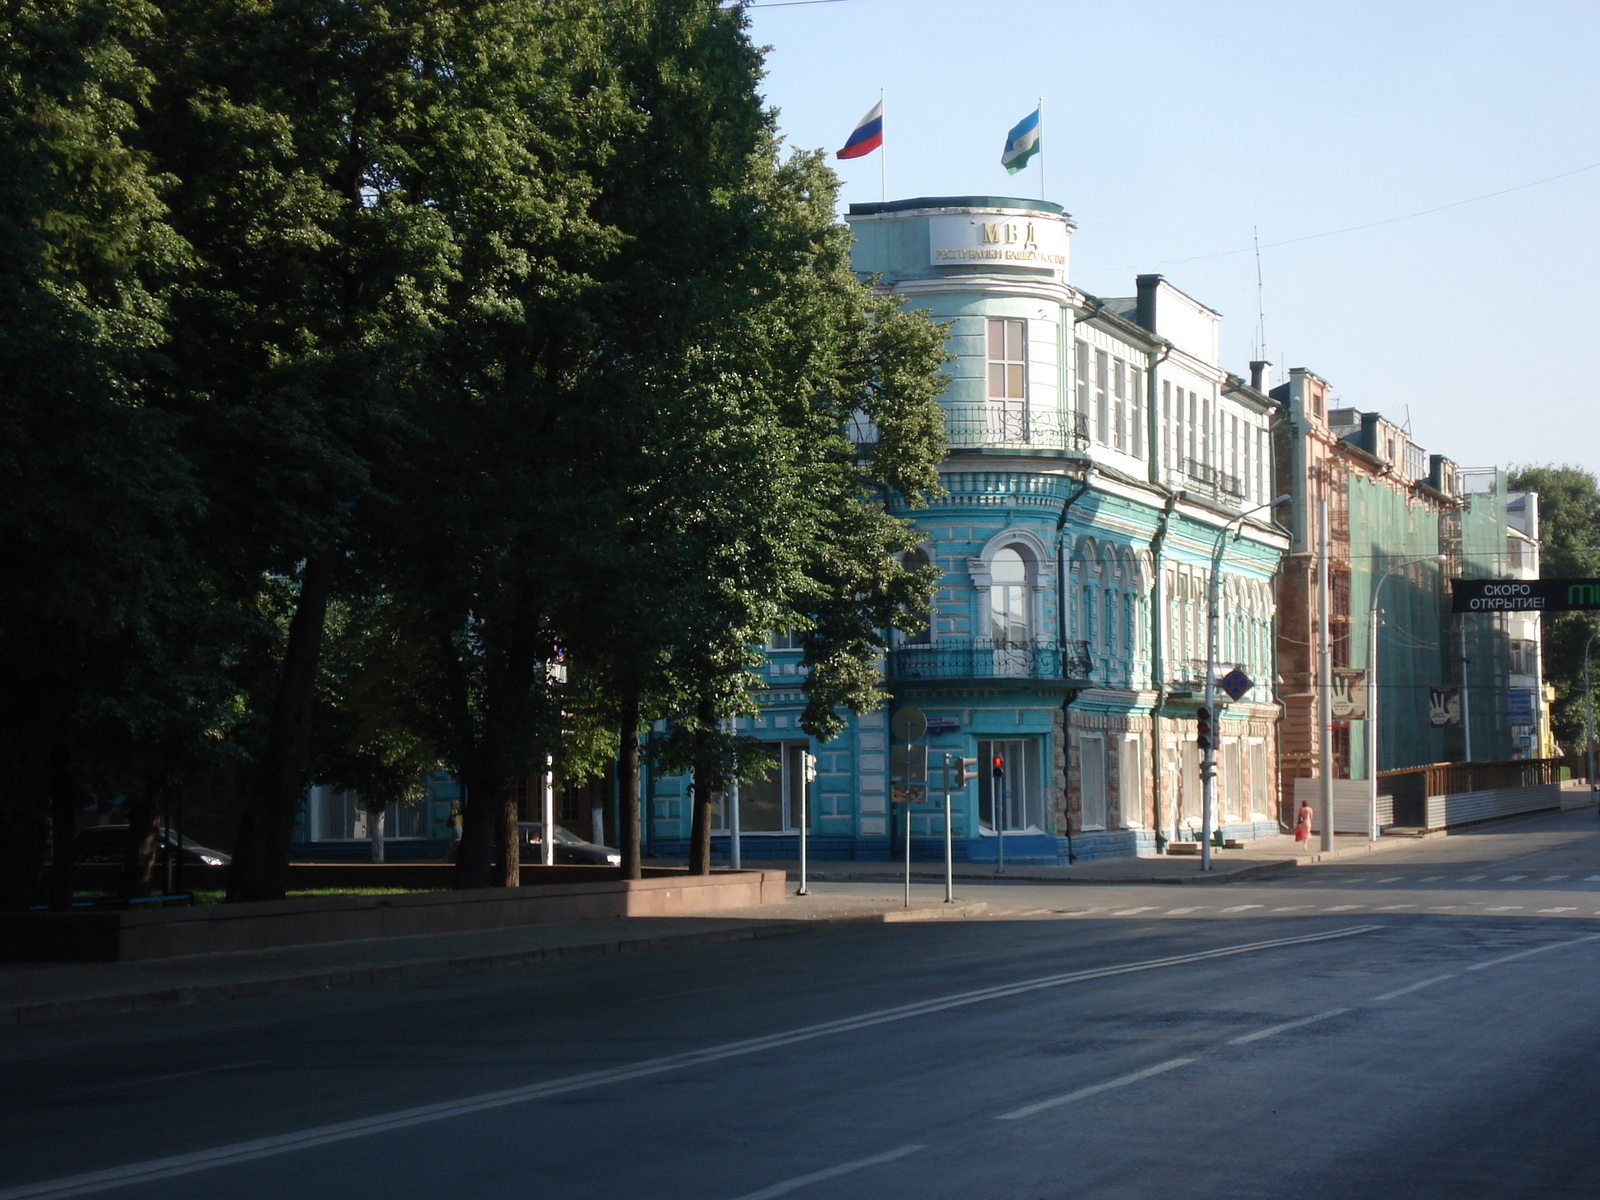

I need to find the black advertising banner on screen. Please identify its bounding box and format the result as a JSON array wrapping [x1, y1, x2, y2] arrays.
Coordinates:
[[1451, 579, 1600, 613]]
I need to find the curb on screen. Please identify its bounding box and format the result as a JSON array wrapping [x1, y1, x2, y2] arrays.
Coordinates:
[[805, 862, 1300, 886], [0, 902, 988, 1028]]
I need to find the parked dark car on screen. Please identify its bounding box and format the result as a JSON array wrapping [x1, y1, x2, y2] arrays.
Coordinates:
[[516, 822, 621, 866], [74, 825, 231, 867]]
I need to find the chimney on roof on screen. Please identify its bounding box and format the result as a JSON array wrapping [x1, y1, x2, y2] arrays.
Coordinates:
[[1135, 274, 1162, 332], [1249, 361, 1271, 392]]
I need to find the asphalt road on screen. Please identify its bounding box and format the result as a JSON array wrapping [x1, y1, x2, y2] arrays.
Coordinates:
[[3, 810, 1598, 1200]]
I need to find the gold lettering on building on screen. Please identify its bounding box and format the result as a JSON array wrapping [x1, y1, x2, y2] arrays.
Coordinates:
[[982, 223, 1002, 243]]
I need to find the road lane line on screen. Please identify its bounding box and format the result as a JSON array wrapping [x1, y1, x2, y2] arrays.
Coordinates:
[[1461, 875, 1486, 882], [727, 1145, 927, 1200], [1228, 1008, 1350, 1045], [1466, 933, 1600, 971], [1371, 974, 1455, 1002], [1110, 907, 1157, 916], [1538, 908, 1578, 914], [1483, 906, 1525, 912], [1220, 905, 1264, 914], [1325, 905, 1364, 911], [0, 926, 1379, 1200], [84, 1062, 270, 1093], [996, 1059, 1196, 1120], [1586, 875, 1600, 882], [1270, 906, 1310, 912], [1500, 875, 1527, 882], [1419, 876, 1446, 882], [1543, 875, 1569, 881], [1164, 906, 1206, 914], [1374, 877, 1404, 884]]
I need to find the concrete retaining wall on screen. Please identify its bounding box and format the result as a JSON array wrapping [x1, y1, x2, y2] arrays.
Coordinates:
[[1, 869, 788, 963]]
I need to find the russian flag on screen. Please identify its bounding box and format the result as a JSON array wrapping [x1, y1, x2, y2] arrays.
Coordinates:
[[836, 100, 883, 160]]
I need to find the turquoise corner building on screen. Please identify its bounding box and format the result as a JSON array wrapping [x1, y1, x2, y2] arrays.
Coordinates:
[[650, 196, 1289, 864]]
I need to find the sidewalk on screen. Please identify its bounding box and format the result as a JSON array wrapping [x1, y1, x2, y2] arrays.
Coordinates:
[[0, 894, 986, 1028], [697, 832, 1412, 887]]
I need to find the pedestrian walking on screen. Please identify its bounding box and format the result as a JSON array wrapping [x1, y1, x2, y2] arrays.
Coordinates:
[[1294, 798, 1314, 851]]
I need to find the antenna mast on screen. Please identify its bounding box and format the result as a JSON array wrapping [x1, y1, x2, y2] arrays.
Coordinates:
[[1253, 226, 1268, 376]]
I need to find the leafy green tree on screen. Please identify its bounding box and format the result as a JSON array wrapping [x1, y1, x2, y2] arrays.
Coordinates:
[[0, 0, 201, 907], [1508, 465, 1600, 750]]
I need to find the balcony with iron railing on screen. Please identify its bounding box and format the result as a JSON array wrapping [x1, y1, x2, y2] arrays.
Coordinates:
[[943, 409, 1091, 455], [888, 638, 1094, 686], [1181, 457, 1245, 501]]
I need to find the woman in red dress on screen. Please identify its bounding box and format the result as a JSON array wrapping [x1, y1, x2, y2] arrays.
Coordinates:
[[1294, 798, 1314, 851]]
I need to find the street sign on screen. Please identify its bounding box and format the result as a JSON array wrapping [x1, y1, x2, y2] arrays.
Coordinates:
[[1220, 668, 1253, 700], [1506, 688, 1535, 725], [1330, 667, 1367, 721], [926, 716, 961, 734], [1452, 578, 1600, 613], [891, 743, 927, 786], [891, 706, 927, 743]]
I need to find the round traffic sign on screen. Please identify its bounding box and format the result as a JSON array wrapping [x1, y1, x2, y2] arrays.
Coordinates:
[[891, 706, 927, 743]]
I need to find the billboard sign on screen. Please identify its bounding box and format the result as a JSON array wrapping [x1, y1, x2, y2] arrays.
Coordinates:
[[1452, 579, 1600, 613]]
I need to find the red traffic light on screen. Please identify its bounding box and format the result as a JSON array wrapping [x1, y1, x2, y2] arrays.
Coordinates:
[[1195, 705, 1213, 751], [991, 754, 1004, 778]]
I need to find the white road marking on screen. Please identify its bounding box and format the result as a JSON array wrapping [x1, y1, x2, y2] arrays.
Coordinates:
[[1419, 876, 1446, 882], [1220, 905, 1264, 913], [1466, 933, 1600, 972], [1538, 907, 1578, 914], [1052, 908, 1104, 916], [1164, 906, 1206, 915], [1427, 906, 1461, 911], [1483, 906, 1525, 912], [1375, 904, 1416, 911], [1228, 1008, 1350, 1045], [84, 1062, 270, 1093], [1543, 875, 1569, 881], [1460, 875, 1486, 882], [1585, 875, 1600, 883], [1110, 907, 1157, 916], [1500, 875, 1527, 882], [1270, 905, 1310, 912], [728, 1145, 927, 1200], [996, 1058, 1196, 1120], [1371, 974, 1455, 1002], [1326, 904, 1364, 911], [1374, 877, 1404, 884], [0, 926, 1379, 1200]]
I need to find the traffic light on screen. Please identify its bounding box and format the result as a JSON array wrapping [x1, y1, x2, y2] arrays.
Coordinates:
[[954, 757, 979, 787], [802, 751, 818, 783], [991, 753, 1005, 780], [1195, 706, 1213, 752]]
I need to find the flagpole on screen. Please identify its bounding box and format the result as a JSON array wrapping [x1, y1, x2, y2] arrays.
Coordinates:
[[880, 86, 886, 202], [1038, 96, 1045, 202]]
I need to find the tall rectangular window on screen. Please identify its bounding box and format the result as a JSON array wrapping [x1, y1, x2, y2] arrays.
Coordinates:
[[1161, 380, 1172, 473], [1118, 735, 1143, 828], [1186, 391, 1198, 468], [1079, 735, 1107, 829], [1129, 366, 1143, 458], [1242, 420, 1254, 501], [1075, 339, 1090, 416], [1201, 397, 1213, 466], [1094, 350, 1109, 445], [1112, 358, 1127, 451], [986, 318, 1027, 443]]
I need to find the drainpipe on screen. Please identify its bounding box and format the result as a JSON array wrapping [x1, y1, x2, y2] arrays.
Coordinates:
[[1056, 467, 1093, 863], [1148, 489, 1179, 852], [1139, 335, 1177, 854]]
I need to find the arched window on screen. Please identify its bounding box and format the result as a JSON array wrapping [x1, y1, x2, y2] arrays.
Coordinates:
[[989, 546, 1028, 645]]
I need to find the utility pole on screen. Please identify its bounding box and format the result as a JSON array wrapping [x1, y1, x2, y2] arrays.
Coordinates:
[[1318, 500, 1334, 852], [797, 751, 815, 895]]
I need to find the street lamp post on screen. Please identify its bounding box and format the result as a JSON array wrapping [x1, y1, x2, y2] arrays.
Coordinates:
[[1201, 494, 1291, 872], [1584, 629, 1598, 809], [1366, 554, 1448, 841]]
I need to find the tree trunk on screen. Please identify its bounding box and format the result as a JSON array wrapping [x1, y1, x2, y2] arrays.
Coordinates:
[[688, 695, 716, 875], [227, 549, 337, 902], [120, 780, 163, 899], [618, 687, 642, 880], [46, 740, 76, 911], [453, 775, 498, 889], [496, 789, 520, 886], [368, 804, 385, 862]]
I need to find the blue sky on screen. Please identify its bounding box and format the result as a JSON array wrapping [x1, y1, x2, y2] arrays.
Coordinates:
[[743, 0, 1600, 478]]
